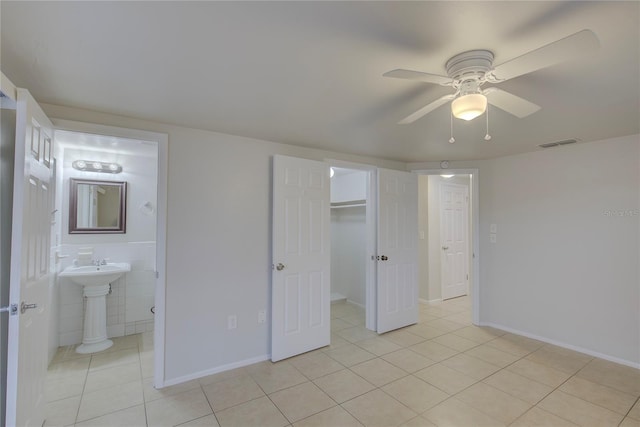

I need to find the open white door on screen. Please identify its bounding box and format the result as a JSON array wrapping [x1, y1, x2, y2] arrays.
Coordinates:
[[376, 169, 418, 333], [6, 89, 54, 427], [272, 155, 330, 362], [440, 183, 469, 300]]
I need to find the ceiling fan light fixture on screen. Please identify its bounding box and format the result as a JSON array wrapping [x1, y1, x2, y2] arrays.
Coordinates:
[[451, 93, 487, 121]]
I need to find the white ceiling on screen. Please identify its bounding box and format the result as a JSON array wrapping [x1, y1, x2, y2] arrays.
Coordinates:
[[2, 1, 638, 162]]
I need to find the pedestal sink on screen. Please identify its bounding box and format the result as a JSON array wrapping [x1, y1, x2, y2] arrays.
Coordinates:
[[59, 262, 131, 353]]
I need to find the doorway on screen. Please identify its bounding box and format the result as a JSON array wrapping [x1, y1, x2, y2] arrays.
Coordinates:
[[51, 120, 168, 387], [328, 161, 377, 331], [417, 170, 479, 324]]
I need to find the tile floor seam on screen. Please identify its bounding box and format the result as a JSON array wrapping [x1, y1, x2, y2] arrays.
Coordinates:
[[623, 396, 640, 423]]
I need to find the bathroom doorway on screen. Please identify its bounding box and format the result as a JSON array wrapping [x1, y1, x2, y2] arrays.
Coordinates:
[[49, 120, 168, 387]]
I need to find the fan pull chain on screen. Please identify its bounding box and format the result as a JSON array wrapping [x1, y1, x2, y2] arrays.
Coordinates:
[[484, 104, 492, 141], [449, 110, 455, 144]]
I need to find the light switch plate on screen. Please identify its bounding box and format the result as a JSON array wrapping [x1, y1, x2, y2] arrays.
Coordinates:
[[489, 233, 497, 243], [490, 224, 497, 233]]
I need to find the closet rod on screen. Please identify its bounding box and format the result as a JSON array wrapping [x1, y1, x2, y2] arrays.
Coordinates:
[[330, 199, 366, 209]]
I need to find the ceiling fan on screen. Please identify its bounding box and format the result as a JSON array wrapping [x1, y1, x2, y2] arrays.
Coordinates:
[[384, 30, 599, 125]]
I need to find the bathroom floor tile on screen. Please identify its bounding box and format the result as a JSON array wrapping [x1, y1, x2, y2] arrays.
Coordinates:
[[89, 347, 139, 372], [510, 407, 579, 427], [507, 358, 571, 388]]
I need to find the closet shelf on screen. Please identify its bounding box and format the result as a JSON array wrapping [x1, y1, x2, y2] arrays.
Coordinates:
[[331, 199, 366, 209]]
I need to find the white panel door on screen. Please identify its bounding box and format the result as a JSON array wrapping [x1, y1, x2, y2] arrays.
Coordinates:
[[272, 155, 330, 362], [6, 89, 55, 427], [440, 183, 469, 300], [376, 169, 418, 333]]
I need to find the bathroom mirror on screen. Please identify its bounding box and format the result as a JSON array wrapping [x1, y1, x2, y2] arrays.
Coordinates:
[[69, 178, 127, 234]]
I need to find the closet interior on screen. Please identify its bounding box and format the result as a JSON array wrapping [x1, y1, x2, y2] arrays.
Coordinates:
[[330, 168, 368, 307]]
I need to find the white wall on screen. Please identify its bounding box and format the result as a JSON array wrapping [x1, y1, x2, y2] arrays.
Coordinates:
[[41, 103, 406, 383], [331, 170, 367, 203], [478, 135, 639, 365]]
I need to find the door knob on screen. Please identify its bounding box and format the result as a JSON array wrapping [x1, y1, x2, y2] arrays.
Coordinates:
[[442, 246, 449, 250], [276, 263, 285, 271], [380, 255, 388, 261]]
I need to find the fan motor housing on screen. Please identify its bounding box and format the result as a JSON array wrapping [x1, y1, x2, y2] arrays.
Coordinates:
[[446, 50, 494, 81]]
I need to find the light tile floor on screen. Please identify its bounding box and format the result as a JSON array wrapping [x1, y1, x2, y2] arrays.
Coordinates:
[[46, 296, 640, 427]]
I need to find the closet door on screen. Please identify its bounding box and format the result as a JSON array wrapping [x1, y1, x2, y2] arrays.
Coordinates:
[[271, 155, 330, 361], [376, 168, 418, 333]]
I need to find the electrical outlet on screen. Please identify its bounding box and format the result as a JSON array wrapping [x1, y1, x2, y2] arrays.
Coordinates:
[[490, 224, 497, 233], [258, 309, 267, 324], [489, 233, 497, 243], [227, 315, 237, 330]]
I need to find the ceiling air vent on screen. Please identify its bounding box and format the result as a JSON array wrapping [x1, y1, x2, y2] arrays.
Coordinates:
[[539, 138, 579, 149]]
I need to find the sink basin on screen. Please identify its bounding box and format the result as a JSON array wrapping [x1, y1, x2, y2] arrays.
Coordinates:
[[59, 262, 131, 354], [60, 262, 130, 287]]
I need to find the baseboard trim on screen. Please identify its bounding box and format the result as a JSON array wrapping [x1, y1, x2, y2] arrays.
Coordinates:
[[161, 354, 271, 388], [346, 299, 365, 309], [479, 322, 640, 370]]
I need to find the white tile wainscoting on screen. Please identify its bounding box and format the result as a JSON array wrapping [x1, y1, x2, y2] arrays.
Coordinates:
[[57, 242, 156, 346]]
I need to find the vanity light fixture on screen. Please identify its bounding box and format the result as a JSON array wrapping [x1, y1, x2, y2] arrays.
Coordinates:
[[440, 175, 454, 179], [72, 160, 122, 174]]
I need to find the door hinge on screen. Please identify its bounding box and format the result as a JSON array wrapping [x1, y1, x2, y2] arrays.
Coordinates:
[[0, 304, 18, 316], [466, 274, 469, 280], [155, 271, 159, 279]]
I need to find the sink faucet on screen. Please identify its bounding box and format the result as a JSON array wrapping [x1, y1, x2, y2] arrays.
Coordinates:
[[93, 259, 107, 266]]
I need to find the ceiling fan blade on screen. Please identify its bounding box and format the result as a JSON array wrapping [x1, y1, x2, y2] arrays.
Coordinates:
[[484, 87, 541, 118], [398, 94, 455, 124], [492, 29, 600, 81], [383, 69, 452, 86]]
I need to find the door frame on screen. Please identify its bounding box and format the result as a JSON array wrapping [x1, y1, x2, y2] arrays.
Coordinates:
[[50, 119, 169, 387], [325, 159, 377, 331], [414, 169, 480, 325]]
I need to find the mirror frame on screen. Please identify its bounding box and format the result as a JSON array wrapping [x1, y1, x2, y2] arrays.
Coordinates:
[[69, 178, 127, 234]]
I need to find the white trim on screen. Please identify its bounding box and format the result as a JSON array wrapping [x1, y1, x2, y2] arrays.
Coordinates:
[[325, 159, 378, 332], [412, 169, 480, 326], [162, 354, 271, 388], [49, 119, 169, 387], [480, 322, 640, 369], [346, 299, 365, 309]]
